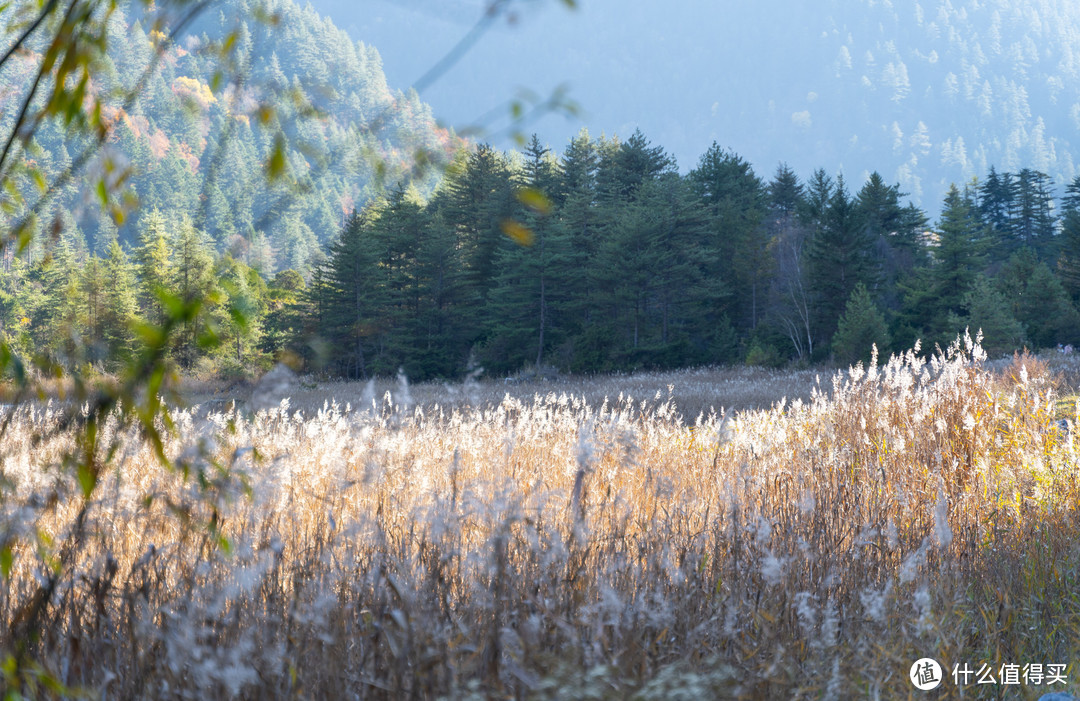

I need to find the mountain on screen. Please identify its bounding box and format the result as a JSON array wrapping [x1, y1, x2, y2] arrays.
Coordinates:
[[0, 0, 458, 273], [307, 0, 1080, 207]]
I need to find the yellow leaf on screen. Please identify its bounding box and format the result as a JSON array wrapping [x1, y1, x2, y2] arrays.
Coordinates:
[[501, 219, 534, 246], [516, 187, 552, 215]]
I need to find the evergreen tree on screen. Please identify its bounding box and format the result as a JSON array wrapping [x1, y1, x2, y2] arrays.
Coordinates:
[[932, 185, 989, 322], [947, 276, 1024, 357], [434, 144, 516, 305], [855, 172, 904, 241], [799, 168, 834, 228], [484, 137, 573, 373], [0, 258, 32, 353], [100, 239, 140, 365], [314, 210, 384, 378], [411, 209, 472, 378], [1058, 175, 1080, 299], [556, 130, 604, 367], [368, 186, 430, 376], [689, 143, 769, 331], [32, 240, 82, 364], [79, 255, 109, 365], [1012, 168, 1056, 260], [595, 174, 718, 368], [765, 164, 815, 360], [832, 282, 890, 365], [170, 217, 219, 369], [768, 163, 803, 217], [134, 210, 174, 327], [978, 165, 1014, 261], [998, 249, 1080, 348], [855, 172, 925, 314], [596, 129, 675, 203], [261, 269, 308, 360], [806, 175, 874, 349], [216, 256, 266, 368]]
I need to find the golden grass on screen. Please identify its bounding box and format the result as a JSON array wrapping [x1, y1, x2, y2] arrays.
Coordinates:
[[3, 335, 1079, 698]]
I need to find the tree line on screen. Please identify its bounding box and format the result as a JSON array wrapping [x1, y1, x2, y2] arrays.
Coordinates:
[[304, 130, 1080, 379], [5, 129, 1080, 379]]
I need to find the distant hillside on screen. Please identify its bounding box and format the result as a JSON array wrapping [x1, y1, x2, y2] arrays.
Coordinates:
[[311, 0, 1080, 206], [0, 0, 459, 273]]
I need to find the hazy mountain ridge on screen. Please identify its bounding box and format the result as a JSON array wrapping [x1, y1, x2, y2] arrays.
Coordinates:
[[0, 0, 458, 271], [311, 0, 1080, 206], [813, 0, 1080, 201]]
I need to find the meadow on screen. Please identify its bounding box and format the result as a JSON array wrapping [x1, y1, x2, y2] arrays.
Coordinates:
[[3, 335, 1080, 699]]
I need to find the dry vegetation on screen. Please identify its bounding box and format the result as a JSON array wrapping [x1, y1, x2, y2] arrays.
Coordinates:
[[185, 362, 827, 420], [3, 335, 1080, 698]]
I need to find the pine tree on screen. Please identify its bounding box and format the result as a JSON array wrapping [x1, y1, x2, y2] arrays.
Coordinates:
[[483, 137, 572, 373], [998, 250, 1080, 348], [32, 240, 81, 364], [1057, 175, 1080, 299], [216, 256, 265, 368], [261, 269, 307, 360], [368, 186, 431, 376], [170, 217, 218, 369], [947, 276, 1024, 357], [315, 209, 384, 378], [1012, 168, 1056, 260], [689, 143, 768, 331], [766, 164, 815, 360], [435, 144, 516, 305], [596, 129, 674, 204], [595, 174, 717, 368], [832, 282, 890, 365], [556, 130, 603, 366], [855, 172, 904, 240], [932, 185, 989, 322], [799, 168, 834, 228], [411, 209, 472, 378], [101, 239, 140, 365], [79, 255, 109, 365], [134, 210, 174, 327], [768, 163, 803, 217], [806, 175, 875, 349]]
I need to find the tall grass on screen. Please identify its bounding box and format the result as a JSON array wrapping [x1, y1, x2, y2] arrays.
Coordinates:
[[2, 333, 1078, 698]]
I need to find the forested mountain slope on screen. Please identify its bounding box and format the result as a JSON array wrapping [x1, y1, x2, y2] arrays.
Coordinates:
[[0, 0, 457, 272], [314, 0, 1080, 206]]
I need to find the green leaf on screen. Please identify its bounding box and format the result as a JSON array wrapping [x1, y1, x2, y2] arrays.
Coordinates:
[[0, 546, 12, 580], [265, 135, 286, 181], [229, 306, 250, 330], [77, 461, 97, 499]]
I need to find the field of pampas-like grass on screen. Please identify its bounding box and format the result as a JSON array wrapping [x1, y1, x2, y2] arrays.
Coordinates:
[[2, 333, 1079, 699]]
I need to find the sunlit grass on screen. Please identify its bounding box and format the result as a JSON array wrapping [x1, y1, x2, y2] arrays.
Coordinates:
[[3, 334, 1079, 698]]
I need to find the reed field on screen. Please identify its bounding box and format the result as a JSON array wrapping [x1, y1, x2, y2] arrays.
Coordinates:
[[3, 334, 1080, 698]]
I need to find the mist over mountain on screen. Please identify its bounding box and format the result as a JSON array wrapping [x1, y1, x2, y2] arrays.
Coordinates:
[[0, 0, 457, 271], [309, 0, 1080, 207]]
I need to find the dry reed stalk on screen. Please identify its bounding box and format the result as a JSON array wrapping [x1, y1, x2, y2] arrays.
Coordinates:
[[0, 334, 1078, 698]]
